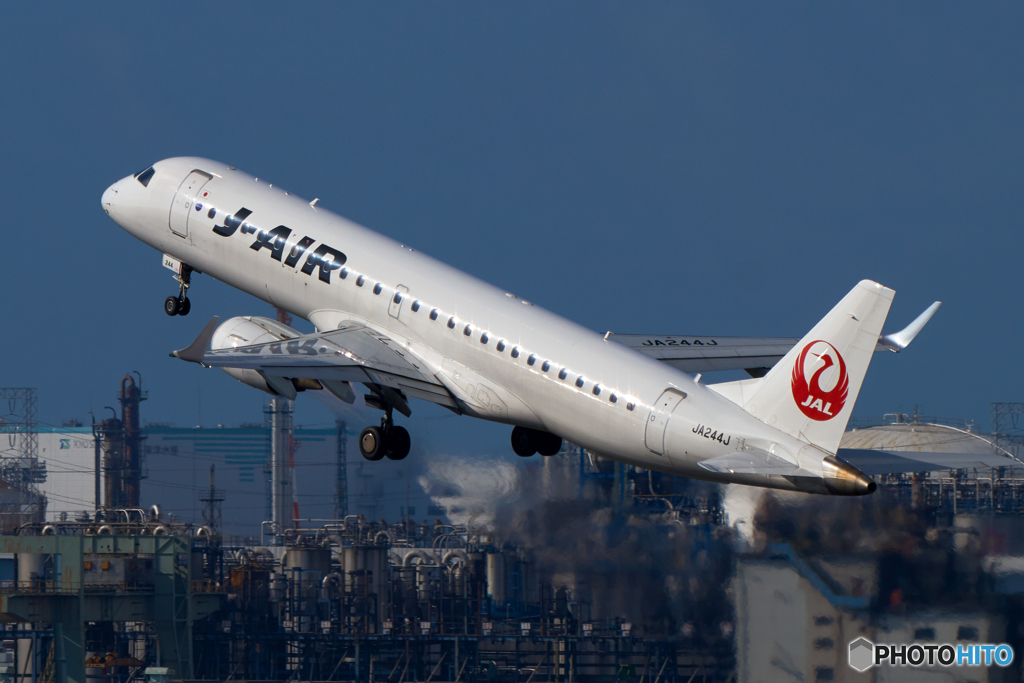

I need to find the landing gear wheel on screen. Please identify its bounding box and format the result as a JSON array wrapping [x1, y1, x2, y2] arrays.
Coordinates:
[[537, 432, 563, 457], [359, 426, 386, 461], [511, 426, 537, 457], [385, 426, 411, 461], [166, 264, 194, 318]]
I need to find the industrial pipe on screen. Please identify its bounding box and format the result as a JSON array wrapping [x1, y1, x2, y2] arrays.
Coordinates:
[[321, 572, 343, 599], [402, 549, 437, 567], [442, 549, 470, 566]]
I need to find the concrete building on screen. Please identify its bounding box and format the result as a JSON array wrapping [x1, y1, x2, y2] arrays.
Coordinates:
[[732, 546, 874, 683], [35, 425, 443, 535], [732, 546, 1007, 682]]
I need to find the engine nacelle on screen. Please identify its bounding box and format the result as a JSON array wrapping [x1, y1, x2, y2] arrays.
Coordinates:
[[212, 316, 301, 398]]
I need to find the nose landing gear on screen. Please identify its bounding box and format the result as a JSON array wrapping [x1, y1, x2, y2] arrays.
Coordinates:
[[359, 406, 411, 461], [164, 264, 194, 316]]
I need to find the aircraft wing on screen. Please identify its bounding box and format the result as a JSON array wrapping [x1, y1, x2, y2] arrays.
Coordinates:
[[836, 448, 1021, 476], [610, 301, 941, 376], [171, 317, 457, 414]]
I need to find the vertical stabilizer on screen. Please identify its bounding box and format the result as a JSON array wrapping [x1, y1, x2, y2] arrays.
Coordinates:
[[739, 280, 894, 454]]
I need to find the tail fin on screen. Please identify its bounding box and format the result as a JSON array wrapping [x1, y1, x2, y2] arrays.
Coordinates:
[[738, 280, 894, 454]]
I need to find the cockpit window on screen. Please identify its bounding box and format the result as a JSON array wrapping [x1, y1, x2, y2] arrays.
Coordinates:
[[136, 167, 156, 187]]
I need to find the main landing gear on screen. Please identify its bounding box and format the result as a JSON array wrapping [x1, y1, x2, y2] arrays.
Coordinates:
[[511, 426, 562, 457], [359, 406, 411, 462], [164, 264, 194, 316]]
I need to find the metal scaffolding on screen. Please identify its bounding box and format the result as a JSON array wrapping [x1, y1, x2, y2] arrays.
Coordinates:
[[0, 389, 46, 530], [993, 402, 1024, 459]]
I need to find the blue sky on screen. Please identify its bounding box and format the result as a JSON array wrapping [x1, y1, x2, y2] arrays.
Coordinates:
[[1, 4, 1021, 452]]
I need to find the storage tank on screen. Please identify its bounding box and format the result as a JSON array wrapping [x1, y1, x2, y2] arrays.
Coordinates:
[[486, 553, 506, 605], [282, 546, 331, 576], [342, 545, 388, 629], [342, 545, 388, 600]]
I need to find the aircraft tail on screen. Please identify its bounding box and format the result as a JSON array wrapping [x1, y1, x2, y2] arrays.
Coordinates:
[[734, 280, 894, 454]]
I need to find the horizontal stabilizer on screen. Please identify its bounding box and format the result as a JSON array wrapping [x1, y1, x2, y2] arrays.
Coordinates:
[[612, 300, 939, 375], [698, 449, 802, 475], [838, 448, 1019, 476]]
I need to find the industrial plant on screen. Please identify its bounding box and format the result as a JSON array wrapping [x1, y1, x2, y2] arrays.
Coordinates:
[[2, 379, 1024, 683]]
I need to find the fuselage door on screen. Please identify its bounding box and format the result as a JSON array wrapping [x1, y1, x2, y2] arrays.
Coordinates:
[[169, 170, 213, 238], [389, 285, 410, 319], [644, 389, 687, 455]]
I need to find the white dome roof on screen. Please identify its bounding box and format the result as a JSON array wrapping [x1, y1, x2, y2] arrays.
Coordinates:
[[840, 422, 1000, 455]]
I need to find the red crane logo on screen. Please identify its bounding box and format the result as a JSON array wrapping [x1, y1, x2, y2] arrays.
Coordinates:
[[791, 340, 849, 421]]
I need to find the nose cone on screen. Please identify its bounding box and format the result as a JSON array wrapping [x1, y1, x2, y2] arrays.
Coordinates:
[[822, 455, 876, 496], [101, 182, 118, 215]]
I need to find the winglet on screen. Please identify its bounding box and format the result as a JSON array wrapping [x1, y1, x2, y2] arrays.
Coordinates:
[[879, 301, 941, 351], [171, 317, 220, 364]]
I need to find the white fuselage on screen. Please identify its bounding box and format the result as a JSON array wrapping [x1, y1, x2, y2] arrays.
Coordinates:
[[102, 157, 845, 494]]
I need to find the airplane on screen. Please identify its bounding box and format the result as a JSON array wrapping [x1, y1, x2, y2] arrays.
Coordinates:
[[101, 157, 997, 497]]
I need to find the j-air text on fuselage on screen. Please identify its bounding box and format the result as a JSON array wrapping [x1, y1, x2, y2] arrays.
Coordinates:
[[102, 157, 971, 498]]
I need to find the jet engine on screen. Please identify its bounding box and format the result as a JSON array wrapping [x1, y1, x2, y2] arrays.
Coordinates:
[[208, 316, 357, 404], [210, 316, 306, 399]]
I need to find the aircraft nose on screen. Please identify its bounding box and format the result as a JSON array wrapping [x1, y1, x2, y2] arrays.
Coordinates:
[[101, 182, 118, 214]]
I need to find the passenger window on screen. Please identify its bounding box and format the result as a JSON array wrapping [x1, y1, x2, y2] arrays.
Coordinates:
[[626, 402, 635, 411], [464, 324, 473, 336], [393, 292, 403, 304], [430, 309, 439, 320], [558, 369, 567, 380], [356, 275, 365, 287], [448, 317, 457, 329], [511, 347, 520, 359], [373, 283, 383, 295], [527, 354, 537, 366], [481, 333, 489, 344], [136, 167, 155, 187], [610, 394, 617, 403], [541, 361, 551, 372], [411, 301, 421, 312], [593, 385, 601, 396], [575, 377, 585, 388], [496, 340, 506, 352], [340, 268, 349, 280]]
